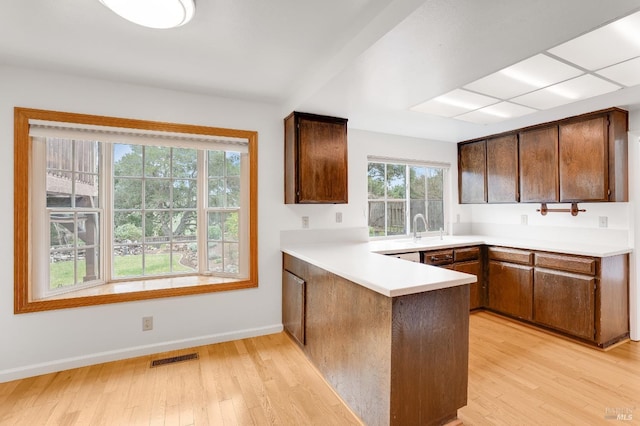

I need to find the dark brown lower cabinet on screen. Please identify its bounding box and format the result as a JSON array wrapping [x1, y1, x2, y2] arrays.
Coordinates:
[[387, 244, 628, 348], [454, 261, 483, 310], [533, 268, 594, 340], [282, 270, 305, 345], [488, 260, 533, 321], [486, 248, 629, 348], [282, 252, 469, 426], [533, 252, 629, 347], [423, 246, 484, 311]]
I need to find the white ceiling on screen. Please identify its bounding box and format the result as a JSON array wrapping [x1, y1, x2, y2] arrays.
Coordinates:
[[2, 0, 640, 142]]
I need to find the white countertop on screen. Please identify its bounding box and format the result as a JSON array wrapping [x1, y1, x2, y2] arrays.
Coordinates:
[[281, 230, 632, 298], [281, 242, 477, 298], [368, 235, 632, 257]]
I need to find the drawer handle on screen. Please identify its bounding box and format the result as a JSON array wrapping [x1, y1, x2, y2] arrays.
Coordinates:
[[431, 255, 453, 261]]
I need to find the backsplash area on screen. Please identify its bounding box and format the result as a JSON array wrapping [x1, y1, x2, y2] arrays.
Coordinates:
[[462, 202, 631, 247]]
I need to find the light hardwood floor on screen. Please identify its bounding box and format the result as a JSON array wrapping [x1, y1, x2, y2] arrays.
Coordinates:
[[460, 312, 639, 425], [1, 311, 638, 425]]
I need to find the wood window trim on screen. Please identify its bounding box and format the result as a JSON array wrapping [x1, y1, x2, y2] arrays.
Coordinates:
[[14, 107, 259, 313]]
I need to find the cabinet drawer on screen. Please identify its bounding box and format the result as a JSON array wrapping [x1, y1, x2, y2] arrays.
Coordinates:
[[454, 246, 480, 262], [488, 247, 533, 265], [423, 249, 454, 266], [535, 252, 596, 275]]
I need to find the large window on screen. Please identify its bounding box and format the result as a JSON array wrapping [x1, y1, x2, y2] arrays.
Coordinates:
[[368, 158, 448, 237], [15, 108, 258, 313]]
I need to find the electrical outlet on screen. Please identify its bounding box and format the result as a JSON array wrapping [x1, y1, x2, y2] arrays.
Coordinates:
[[302, 216, 309, 229], [142, 316, 153, 331], [335, 212, 342, 223], [520, 214, 528, 225], [599, 216, 608, 228]]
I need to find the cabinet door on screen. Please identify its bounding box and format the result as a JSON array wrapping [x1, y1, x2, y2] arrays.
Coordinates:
[[283, 270, 305, 345], [454, 260, 483, 310], [297, 115, 348, 203], [487, 135, 518, 203], [458, 140, 486, 204], [559, 116, 608, 202], [488, 261, 533, 320], [519, 127, 559, 202], [534, 269, 595, 340]]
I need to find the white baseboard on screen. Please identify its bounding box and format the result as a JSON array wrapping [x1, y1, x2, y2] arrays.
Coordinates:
[[0, 324, 284, 383]]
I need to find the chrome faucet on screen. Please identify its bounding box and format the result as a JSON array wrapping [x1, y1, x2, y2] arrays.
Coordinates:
[[413, 213, 428, 241]]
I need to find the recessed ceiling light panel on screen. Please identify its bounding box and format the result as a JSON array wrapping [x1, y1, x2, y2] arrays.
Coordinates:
[[99, 0, 195, 29], [411, 89, 498, 117], [411, 11, 640, 120], [454, 102, 536, 124], [464, 54, 583, 99], [511, 74, 621, 110], [548, 11, 640, 70], [597, 56, 640, 87]]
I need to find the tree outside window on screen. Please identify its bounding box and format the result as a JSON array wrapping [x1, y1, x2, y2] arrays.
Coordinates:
[[368, 160, 447, 237], [14, 107, 258, 313]]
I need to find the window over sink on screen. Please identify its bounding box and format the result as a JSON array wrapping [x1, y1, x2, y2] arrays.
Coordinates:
[[367, 157, 448, 237]]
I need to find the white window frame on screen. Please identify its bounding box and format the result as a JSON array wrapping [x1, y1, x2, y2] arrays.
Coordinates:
[[367, 156, 450, 239]]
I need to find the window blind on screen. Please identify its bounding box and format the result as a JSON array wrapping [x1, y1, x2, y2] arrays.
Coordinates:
[[29, 119, 249, 153], [367, 155, 450, 169]]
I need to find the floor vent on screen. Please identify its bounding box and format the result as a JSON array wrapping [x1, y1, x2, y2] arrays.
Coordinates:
[[150, 353, 199, 368]]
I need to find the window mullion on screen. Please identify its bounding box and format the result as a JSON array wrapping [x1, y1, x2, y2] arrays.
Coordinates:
[[405, 165, 410, 236], [32, 138, 49, 299], [103, 143, 113, 282], [141, 147, 146, 275], [384, 164, 388, 236], [198, 150, 207, 274], [169, 148, 174, 273]]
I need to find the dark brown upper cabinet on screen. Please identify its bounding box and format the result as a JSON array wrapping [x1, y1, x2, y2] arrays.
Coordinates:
[[284, 112, 348, 204], [458, 107, 628, 205], [458, 140, 487, 204], [487, 134, 519, 203], [559, 109, 628, 202], [519, 126, 559, 203]]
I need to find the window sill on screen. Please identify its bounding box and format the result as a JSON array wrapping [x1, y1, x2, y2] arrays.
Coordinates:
[[17, 275, 256, 314], [45, 275, 241, 299]]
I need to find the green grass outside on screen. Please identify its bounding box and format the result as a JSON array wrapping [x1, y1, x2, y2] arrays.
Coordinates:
[[50, 253, 194, 289]]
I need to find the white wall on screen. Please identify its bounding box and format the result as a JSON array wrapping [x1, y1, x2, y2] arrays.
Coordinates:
[[0, 65, 289, 382], [0, 66, 462, 383], [2, 64, 637, 382], [282, 128, 464, 233]]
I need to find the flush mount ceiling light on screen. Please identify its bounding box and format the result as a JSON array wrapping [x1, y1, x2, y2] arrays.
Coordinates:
[[99, 0, 195, 29]]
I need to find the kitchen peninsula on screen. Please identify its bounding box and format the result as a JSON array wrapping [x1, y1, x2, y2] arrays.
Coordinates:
[[281, 227, 632, 425], [281, 230, 477, 426]]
